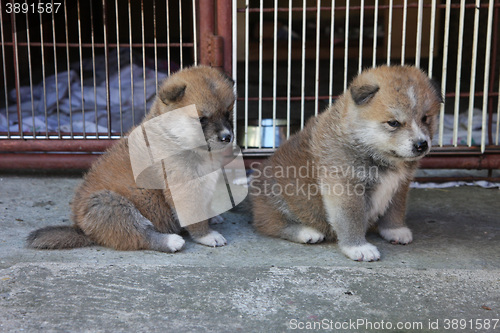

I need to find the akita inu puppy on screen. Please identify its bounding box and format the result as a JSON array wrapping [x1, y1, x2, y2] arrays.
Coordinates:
[[251, 66, 442, 261], [27, 66, 235, 252]]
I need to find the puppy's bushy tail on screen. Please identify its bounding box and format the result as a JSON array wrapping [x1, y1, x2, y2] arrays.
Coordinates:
[[26, 226, 93, 249]]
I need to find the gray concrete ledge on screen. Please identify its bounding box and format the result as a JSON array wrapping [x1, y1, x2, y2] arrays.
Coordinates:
[[0, 176, 499, 332]]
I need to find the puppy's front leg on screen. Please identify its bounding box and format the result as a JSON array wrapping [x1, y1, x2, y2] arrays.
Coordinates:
[[378, 179, 413, 245], [164, 175, 227, 247], [322, 187, 380, 261]]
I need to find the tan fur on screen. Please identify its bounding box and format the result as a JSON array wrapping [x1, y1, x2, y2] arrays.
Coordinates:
[[27, 66, 236, 252], [250, 66, 442, 261]]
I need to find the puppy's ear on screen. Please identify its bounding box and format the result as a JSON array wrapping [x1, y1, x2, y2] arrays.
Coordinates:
[[159, 84, 186, 104], [350, 84, 379, 105], [429, 77, 444, 104], [220, 71, 235, 86]]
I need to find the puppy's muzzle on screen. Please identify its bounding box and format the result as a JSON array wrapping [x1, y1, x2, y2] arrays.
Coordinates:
[[413, 140, 429, 155], [218, 130, 233, 143]]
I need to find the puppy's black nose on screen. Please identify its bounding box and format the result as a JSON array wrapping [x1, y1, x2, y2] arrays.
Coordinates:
[[219, 132, 233, 143], [413, 140, 428, 153]]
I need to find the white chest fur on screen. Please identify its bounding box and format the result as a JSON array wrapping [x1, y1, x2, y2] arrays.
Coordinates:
[[367, 169, 407, 221]]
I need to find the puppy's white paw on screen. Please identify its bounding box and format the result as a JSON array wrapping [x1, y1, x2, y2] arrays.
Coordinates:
[[340, 243, 380, 262], [160, 234, 185, 253], [209, 215, 225, 225], [194, 230, 227, 247], [379, 227, 413, 245], [296, 226, 325, 244]]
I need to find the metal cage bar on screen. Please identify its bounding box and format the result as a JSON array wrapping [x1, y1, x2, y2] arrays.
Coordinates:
[[232, 1, 500, 173], [1, 0, 199, 164]]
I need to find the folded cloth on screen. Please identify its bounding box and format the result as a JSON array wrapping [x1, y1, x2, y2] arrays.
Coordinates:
[[1, 49, 170, 135]]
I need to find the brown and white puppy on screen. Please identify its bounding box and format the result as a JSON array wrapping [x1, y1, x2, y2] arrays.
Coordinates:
[[27, 66, 236, 252], [251, 65, 442, 261]]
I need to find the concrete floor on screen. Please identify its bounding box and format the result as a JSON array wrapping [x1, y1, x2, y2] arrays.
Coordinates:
[[0, 175, 499, 332]]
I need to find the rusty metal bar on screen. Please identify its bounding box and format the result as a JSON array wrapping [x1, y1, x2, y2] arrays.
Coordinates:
[[242, 146, 500, 156], [1, 141, 499, 170], [237, 91, 499, 102], [209, 35, 224, 67], [242, 154, 500, 172], [199, 0, 215, 66], [2, 140, 497, 155], [0, 140, 115, 152], [414, 177, 500, 183], [217, 0, 232, 74], [0, 154, 101, 170], [419, 154, 500, 169], [2, 152, 499, 172]]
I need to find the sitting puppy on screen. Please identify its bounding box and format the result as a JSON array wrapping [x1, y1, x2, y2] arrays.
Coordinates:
[[250, 66, 442, 261], [27, 66, 235, 252]]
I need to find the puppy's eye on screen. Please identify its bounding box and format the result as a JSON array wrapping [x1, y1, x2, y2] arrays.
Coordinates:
[[225, 111, 232, 120], [421, 115, 428, 123], [387, 120, 401, 128], [199, 116, 208, 124]]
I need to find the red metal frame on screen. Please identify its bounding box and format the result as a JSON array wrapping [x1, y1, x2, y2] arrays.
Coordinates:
[[1, 0, 500, 179], [198, 0, 215, 67], [216, 0, 232, 75], [0, 153, 100, 170], [3, 151, 500, 172], [2, 138, 499, 172], [198, 0, 231, 74]]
